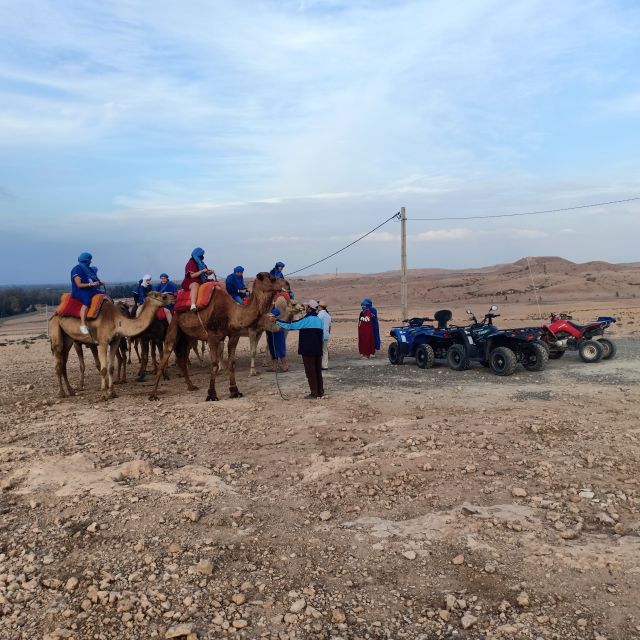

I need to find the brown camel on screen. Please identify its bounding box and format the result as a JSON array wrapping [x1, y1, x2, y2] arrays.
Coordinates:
[[49, 291, 175, 400], [149, 273, 289, 401], [218, 294, 302, 375]]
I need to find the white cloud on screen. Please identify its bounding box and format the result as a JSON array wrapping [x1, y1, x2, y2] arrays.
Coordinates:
[[415, 228, 472, 241]]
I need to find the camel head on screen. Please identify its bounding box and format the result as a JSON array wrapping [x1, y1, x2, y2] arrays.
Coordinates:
[[144, 290, 176, 307], [252, 272, 291, 296]]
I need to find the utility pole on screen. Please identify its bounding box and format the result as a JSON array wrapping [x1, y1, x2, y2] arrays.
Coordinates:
[[400, 206, 407, 320]]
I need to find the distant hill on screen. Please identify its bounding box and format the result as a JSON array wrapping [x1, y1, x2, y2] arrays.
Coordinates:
[[289, 256, 640, 310]]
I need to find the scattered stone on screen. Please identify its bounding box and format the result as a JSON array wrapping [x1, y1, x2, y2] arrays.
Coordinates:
[[511, 487, 527, 498], [319, 511, 332, 521], [461, 612, 478, 629], [183, 509, 201, 523], [290, 598, 306, 613], [402, 550, 417, 560], [196, 559, 213, 575], [331, 608, 346, 623], [579, 490, 595, 499], [452, 554, 465, 565], [231, 593, 246, 606], [166, 623, 194, 638], [516, 591, 530, 607], [65, 577, 79, 592]]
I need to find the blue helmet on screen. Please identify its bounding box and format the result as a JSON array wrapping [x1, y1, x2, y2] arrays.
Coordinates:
[[78, 252, 92, 264]]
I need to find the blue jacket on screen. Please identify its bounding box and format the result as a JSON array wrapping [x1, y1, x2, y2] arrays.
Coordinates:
[[276, 312, 323, 357], [132, 282, 152, 305], [226, 273, 247, 298]]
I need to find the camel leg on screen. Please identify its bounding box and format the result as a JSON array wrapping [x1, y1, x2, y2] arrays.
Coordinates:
[[134, 337, 141, 363], [98, 341, 110, 401], [249, 330, 263, 376], [127, 337, 132, 364], [149, 321, 192, 400], [227, 335, 243, 398], [106, 340, 119, 399], [151, 342, 158, 374], [54, 334, 75, 398], [206, 334, 221, 401], [137, 337, 150, 382], [74, 342, 86, 390], [175, 331, 197, 389], [157, 342, 169, 380], [117, 339, 127, 383]]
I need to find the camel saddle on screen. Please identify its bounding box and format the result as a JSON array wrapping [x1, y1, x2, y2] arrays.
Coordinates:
[[174, 281, 221, 313], [56, 293, 110, 319]]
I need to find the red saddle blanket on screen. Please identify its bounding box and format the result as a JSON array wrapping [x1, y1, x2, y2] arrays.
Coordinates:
[[155, 309, 168, 321], [174, 281, 221, 313], [56, 293, 109, 319]]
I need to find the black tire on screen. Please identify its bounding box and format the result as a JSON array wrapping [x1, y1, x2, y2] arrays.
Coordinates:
[[489, 346, 517, 376], [578, 339, 604, 363], [548, 349, 565, 360], [447, 344, 469, 371], [388, 342, 404, 365], [416, 343, 435, 369], [522, 341, 548, 372], [597, 338, 616, 360]]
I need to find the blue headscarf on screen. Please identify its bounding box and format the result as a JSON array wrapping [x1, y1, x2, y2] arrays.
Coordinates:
[[77, 252, 98, 282], [191, 247, 207, 271]]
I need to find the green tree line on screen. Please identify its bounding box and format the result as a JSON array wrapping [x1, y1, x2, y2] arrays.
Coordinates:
[[0, 283, 137, 318]]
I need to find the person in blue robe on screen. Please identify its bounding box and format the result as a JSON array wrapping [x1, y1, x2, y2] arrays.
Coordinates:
[[70, 252, 103, 334], [132, 274, 153, 316], [226, 266, 248, 304], [266, 307, 288, 371], [155, 272, 178, 322], [269, 261, 286, 279]]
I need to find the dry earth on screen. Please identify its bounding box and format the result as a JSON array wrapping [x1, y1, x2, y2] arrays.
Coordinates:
[[1, 262, 640, 640]]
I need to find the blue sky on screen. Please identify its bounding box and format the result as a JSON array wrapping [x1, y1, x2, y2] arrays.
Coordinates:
[[1, 0, 639, 284]]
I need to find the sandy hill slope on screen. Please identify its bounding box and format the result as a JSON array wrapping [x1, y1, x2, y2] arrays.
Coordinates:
[[289, 256, 640, 311]]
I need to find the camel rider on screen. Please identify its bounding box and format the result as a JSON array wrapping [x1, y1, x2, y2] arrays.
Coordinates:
[[131, 274, 152, 317], [71, 252, 104, 335], [156, 273, 177, 323], [226, 266, 249, 304], [182, 247, 216, 312], [270, 261, 285, 279]]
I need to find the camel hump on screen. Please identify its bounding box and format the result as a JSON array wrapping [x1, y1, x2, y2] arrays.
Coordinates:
[[56, 293, 110, 319]]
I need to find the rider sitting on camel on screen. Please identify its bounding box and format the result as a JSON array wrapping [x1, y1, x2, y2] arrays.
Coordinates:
[[182, 247, 216, 312], [225, 266, 249, 304], [132, 274, 152, 316], [71, 252, 104, 335], [156, 272, 178, 323]]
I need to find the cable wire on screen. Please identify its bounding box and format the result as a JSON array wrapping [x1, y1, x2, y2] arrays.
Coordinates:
[[407, 196, 640, 221], [285, 211, 400, 276]]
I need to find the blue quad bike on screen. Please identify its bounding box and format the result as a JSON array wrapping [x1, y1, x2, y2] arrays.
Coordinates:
[[447, 306, 548, 376], [388, 310, 456, 368]]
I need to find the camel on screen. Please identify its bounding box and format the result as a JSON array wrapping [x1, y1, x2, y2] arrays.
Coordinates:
[[149, 273, 289, 402], [135, 314, 169, 382], [69, 300, 131, 390], [49, 291, 175, 400], [218, 294, 302, 375]]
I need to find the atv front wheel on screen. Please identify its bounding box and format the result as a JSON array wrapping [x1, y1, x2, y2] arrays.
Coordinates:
[[522, 342, 548, 372], [416, 344, 435, 369], [489, 346, 517, 376], [388, 342, 404, 365], [597, 338, 616, 360], [447, 344, 469, 371], [578, 339, 603, 363]]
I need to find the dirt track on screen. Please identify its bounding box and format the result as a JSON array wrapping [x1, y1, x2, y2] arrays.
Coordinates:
[[0, 315, 639, 640]]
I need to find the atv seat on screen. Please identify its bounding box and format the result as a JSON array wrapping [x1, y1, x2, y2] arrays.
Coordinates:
[[434, 309, 452, 329], [568, 321, 587, 331]]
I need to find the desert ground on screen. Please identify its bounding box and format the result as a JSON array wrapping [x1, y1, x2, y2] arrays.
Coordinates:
[[1, 258, 639, 640]]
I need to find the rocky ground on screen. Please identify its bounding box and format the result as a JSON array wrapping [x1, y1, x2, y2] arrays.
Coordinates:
[[0, 314, 639, 640]]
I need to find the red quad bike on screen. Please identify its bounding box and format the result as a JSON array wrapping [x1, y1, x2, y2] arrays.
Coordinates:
[[538, 313, 617, 363]]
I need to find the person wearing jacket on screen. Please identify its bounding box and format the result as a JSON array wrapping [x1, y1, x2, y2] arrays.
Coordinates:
[[182, 247, 216, 311], [70, 252, 104, 334], [317, 301, 332, 370], [225, 266, 249, 304], [155, 273, 178, 323], [269, 261, 286, 279], [361, 297, 381, 352], [132, 274, 153, 316], [275, 299, 324, 399]]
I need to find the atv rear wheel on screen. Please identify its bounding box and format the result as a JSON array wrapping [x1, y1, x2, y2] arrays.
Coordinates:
[[522, 341, 548, 372], [388, 342, 404, 365], [548, 349, 565, 360], [416, 343, 435, 369], [578, 339, 603, 363], [447, 344, 469, 371], [489, 346, 517, 376], [597, 338, 616, 360]]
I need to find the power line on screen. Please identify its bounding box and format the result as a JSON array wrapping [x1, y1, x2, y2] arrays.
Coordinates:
[[407, 196, 640, 221], [285, 211, 400, 276]]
